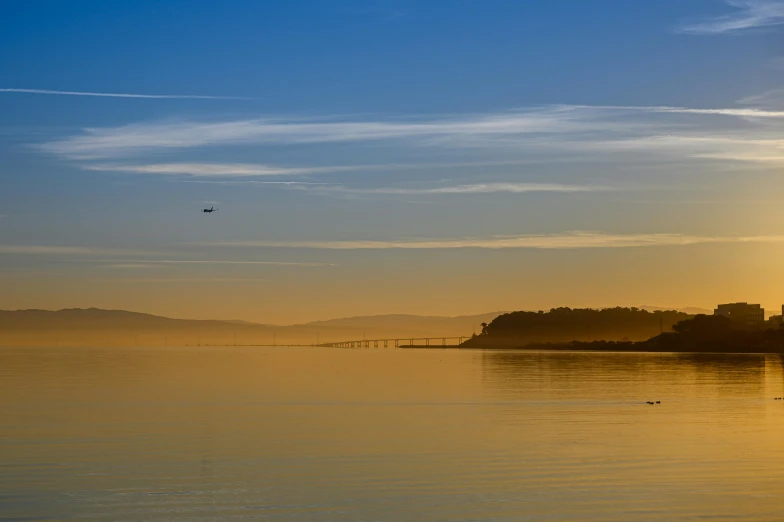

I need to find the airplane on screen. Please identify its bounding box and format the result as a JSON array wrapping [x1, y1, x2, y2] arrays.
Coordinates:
[[202, 206, 218, 213]]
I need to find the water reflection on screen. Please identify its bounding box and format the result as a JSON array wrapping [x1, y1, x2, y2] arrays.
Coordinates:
[[482, 350, 783, 400], [2, 347, 784, 521]]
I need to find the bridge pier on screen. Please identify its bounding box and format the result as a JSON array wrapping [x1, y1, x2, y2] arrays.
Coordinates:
[[328, 335, 465, 349]]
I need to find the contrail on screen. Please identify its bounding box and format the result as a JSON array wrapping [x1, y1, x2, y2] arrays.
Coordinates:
[[0, 88, 245, 99]]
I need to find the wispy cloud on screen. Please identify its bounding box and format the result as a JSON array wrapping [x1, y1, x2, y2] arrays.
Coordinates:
[[116, 277, 270, 283], [0, 246, 333, 270], [100, 263, 160, 269], [36, 106, 653, 160], [180, 180, 323, 186], [580, 134, 784, 164], [0, 88, 243, 99], [299, 182, 615, 195], [90, 259, 334, 267], [39, 104, 784, 162], [638, 106, 784, 118], [0, 245, 152, 256], [82, 159, 572, 178], [83, 162, 361, 176], [193, 231, 784, 250], [737, 88, 784, 108], [677, 0, 784, 34], [167, 177, 615, 196]]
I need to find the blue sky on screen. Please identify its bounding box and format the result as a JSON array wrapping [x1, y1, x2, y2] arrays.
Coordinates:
[[4, 0, 784, 322]]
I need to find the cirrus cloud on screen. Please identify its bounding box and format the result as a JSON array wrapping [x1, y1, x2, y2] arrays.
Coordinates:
[[297, 182, 616, 195], [677, 0, 784, 35], [191, 231, 784, 250], [0, 87, 244, 99], [37, 104, 784, 172]]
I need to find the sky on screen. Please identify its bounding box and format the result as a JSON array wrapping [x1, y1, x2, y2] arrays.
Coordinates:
[[4, 0, 784, 323]]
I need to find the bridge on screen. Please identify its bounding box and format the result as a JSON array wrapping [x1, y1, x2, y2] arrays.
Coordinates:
[[320, 336, 468, 348]]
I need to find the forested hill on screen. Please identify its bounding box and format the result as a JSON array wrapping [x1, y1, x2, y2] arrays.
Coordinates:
[[462, 307, 692, 348]]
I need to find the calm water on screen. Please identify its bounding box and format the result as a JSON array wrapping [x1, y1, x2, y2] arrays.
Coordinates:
[[3, 347, 784, 521]]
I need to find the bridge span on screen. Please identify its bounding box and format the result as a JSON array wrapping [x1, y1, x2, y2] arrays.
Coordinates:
[[320, 336, 468, 348]]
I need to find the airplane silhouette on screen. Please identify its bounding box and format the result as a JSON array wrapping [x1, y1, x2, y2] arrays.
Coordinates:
[[202, 206, 218, 213]]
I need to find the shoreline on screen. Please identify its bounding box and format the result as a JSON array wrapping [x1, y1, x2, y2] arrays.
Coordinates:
[[402, 344, 784, 354]]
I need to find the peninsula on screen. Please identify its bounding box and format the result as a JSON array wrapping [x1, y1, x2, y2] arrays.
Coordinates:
[[461, 306, 784, 353]]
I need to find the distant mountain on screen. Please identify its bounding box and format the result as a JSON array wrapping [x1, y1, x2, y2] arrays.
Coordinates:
[[0, 308, 238, 329], [223, 319, 269, 326], [292, 312, 506, 345], [0, 308, 506, 347], [679, 307, 715, 316], [301, 312, 505, 336], [639, 305, 713, 315]]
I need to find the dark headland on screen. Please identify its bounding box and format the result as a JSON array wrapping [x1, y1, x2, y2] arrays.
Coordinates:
[[460, 307, 784, 353]]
